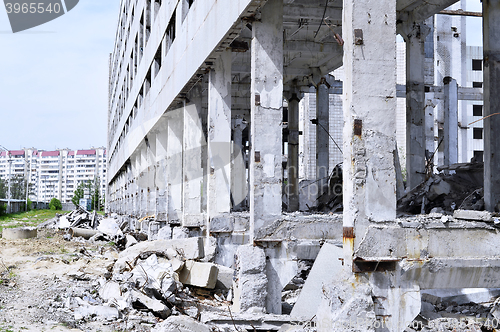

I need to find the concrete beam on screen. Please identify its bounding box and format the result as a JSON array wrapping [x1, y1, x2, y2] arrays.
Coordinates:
[[166, 108, 183, 224], [483, 0, 500, 212], [316, 79, 329, 202], [286, 90, 300, 212]]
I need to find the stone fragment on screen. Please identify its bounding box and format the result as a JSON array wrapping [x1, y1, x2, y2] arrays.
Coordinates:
[[114, 237, 204, 273], [151, 315, 210, 332], [453, 209, 493, 222], [157, 226, 172, 240], [125, 234, 138, 248], [215, 264, 234, 290], [97, 218, 123, 236], [179, 260, 218, 289], [131, 290, 171, 319]]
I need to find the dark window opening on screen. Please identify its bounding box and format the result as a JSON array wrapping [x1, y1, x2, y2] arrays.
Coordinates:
[[145, 68, 152, 95], [145, 1, 151, 45], [188, 0, 194, 7], [165, 10, 176, 53], [473, 151, 484, 163], [472, 59, 483, 71], [473, 128, 483, 140], [154, 43, 162, 78], [473, 82, 483, 88], [473, 105, 483, 117]]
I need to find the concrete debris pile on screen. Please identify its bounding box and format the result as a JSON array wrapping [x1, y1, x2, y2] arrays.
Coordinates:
[[398, 162, 484, 214], [61, 232, 232, 330], [406, 288, 500, 332]]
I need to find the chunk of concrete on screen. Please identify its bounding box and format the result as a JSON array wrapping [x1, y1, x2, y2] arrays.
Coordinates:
[[209, 215, 234, 232], [99, 281, 122, 302], [131, 254, 174, 290], [427, 179, 451, 200], [453, 209, 493, 222], [97, 218, 123, 236], [2, 227, 37, 240], [294, 241, 321, 260], [59, 216, 70, 228], [114, 237, 204, 273], [152, 315, 211, 332], [131, 290, 171, 319], [157, 226, 172, 240], [232, 245, 268, 313], [125, 234, 138, 248], [421, 288, 500, 306], [291, 243, 343, 320], [179, 260, 218, 289], [216, 264, 234, 290], [74, 304, 119, 321]]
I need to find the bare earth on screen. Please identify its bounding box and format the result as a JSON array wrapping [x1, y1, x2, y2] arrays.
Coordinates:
[[0, 229, 123, 332]]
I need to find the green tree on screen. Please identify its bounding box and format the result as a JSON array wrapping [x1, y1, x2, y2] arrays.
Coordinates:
[[72, 181, 86, 208], [49, 198, 62, 210], [91, 177, 102, 211]]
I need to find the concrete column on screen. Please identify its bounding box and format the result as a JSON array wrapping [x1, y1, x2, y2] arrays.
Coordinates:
[[287, 92, 300, 212], [250, 0, 283, 241], [342, 0, 398, 258], [404, 23, 429, 190], [167, 108, 183, 224], [207, 50, 232, 221], [183, 90, 205, 227], [443, 77, 458, 168], [155, 121, 168, 222], [316, 79, 330, 198], [483, 0, 500, 212], [231, 118, 247, 211]]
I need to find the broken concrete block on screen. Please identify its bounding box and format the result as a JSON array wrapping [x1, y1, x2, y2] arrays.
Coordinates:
[[131, 254, 175, 292], [427, 179, 451, 200], [131, 290, 171, 319], [237, 245, 266, 274], [172, 226, 189, 239], [294, 241, 321, 260], [151, 315, 210, 332], [179, 260, 218, 289], [291, 243, 343, 320], [232, 245, 268, 313], [59, 216, 70, 228], [421, 288, 500, 306], [125, 234, 138, 248], [99, 281, 122, 302], [233, 215, 250, 232], [74, 304, 119, 321], [209, 215, 234, 232], [157, 225, 172, 240], [114, 237, 204, 273], [453, 209, 493, 222], [97, 218, 123, 236], [215, 264, 234, 290]]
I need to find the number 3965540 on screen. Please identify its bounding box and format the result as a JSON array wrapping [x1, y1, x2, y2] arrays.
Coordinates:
[[5, 3, 62, 14]]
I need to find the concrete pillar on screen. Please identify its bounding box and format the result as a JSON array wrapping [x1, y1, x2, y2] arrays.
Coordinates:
[[403, 23, 429, 190], [167, 108, 183, 224], [231, 118, 247, 211], [287, 91, 300, 212], [207, 50, 232, 221], [316, 79, 330, 198], [155, 123, 168, 222], [183, 90, 205, 227], [342, 0, 398, 259], [483, 0, 500, 212], [443, 77, 458, 168], [250, 0, 283, 241]]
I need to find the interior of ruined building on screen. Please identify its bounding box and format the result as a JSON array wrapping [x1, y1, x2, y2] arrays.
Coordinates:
[[105, 0, 500, 330]]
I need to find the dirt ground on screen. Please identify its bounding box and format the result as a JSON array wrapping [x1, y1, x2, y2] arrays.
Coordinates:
[[0, 228, 126, 332]]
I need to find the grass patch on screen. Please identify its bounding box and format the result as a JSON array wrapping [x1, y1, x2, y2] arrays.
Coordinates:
[[0, 209, 70, 233]]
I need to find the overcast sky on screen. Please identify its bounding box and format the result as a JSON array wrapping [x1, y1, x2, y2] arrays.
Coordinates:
[[0, 0, 484, 152]]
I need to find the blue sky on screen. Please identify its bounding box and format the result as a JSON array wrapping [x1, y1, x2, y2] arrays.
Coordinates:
[[0, 1, 120, 151], [0, 0, 484, 151]]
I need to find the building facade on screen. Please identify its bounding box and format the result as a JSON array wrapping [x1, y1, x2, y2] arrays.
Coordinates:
[[0, 148, 106, 204]]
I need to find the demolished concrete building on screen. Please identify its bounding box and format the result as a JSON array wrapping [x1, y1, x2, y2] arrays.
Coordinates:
[[107, 0, 500, 330]]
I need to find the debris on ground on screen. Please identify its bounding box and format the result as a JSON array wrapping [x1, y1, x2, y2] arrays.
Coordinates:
[[398, 162, 485, 214]]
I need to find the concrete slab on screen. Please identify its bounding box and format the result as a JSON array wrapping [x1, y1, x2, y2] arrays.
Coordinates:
[[290, 243, 343, 320], [422, 288, 500, 306]]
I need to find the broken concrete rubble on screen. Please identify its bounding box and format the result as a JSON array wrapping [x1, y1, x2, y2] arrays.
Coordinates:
[[179, 260, 218, 289]]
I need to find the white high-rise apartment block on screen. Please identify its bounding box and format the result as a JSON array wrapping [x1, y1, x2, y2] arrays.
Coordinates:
[[0, 148, 107, 204]]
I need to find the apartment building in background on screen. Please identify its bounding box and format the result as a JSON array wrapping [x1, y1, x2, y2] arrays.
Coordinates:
[[0, 147, 107, 204]]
